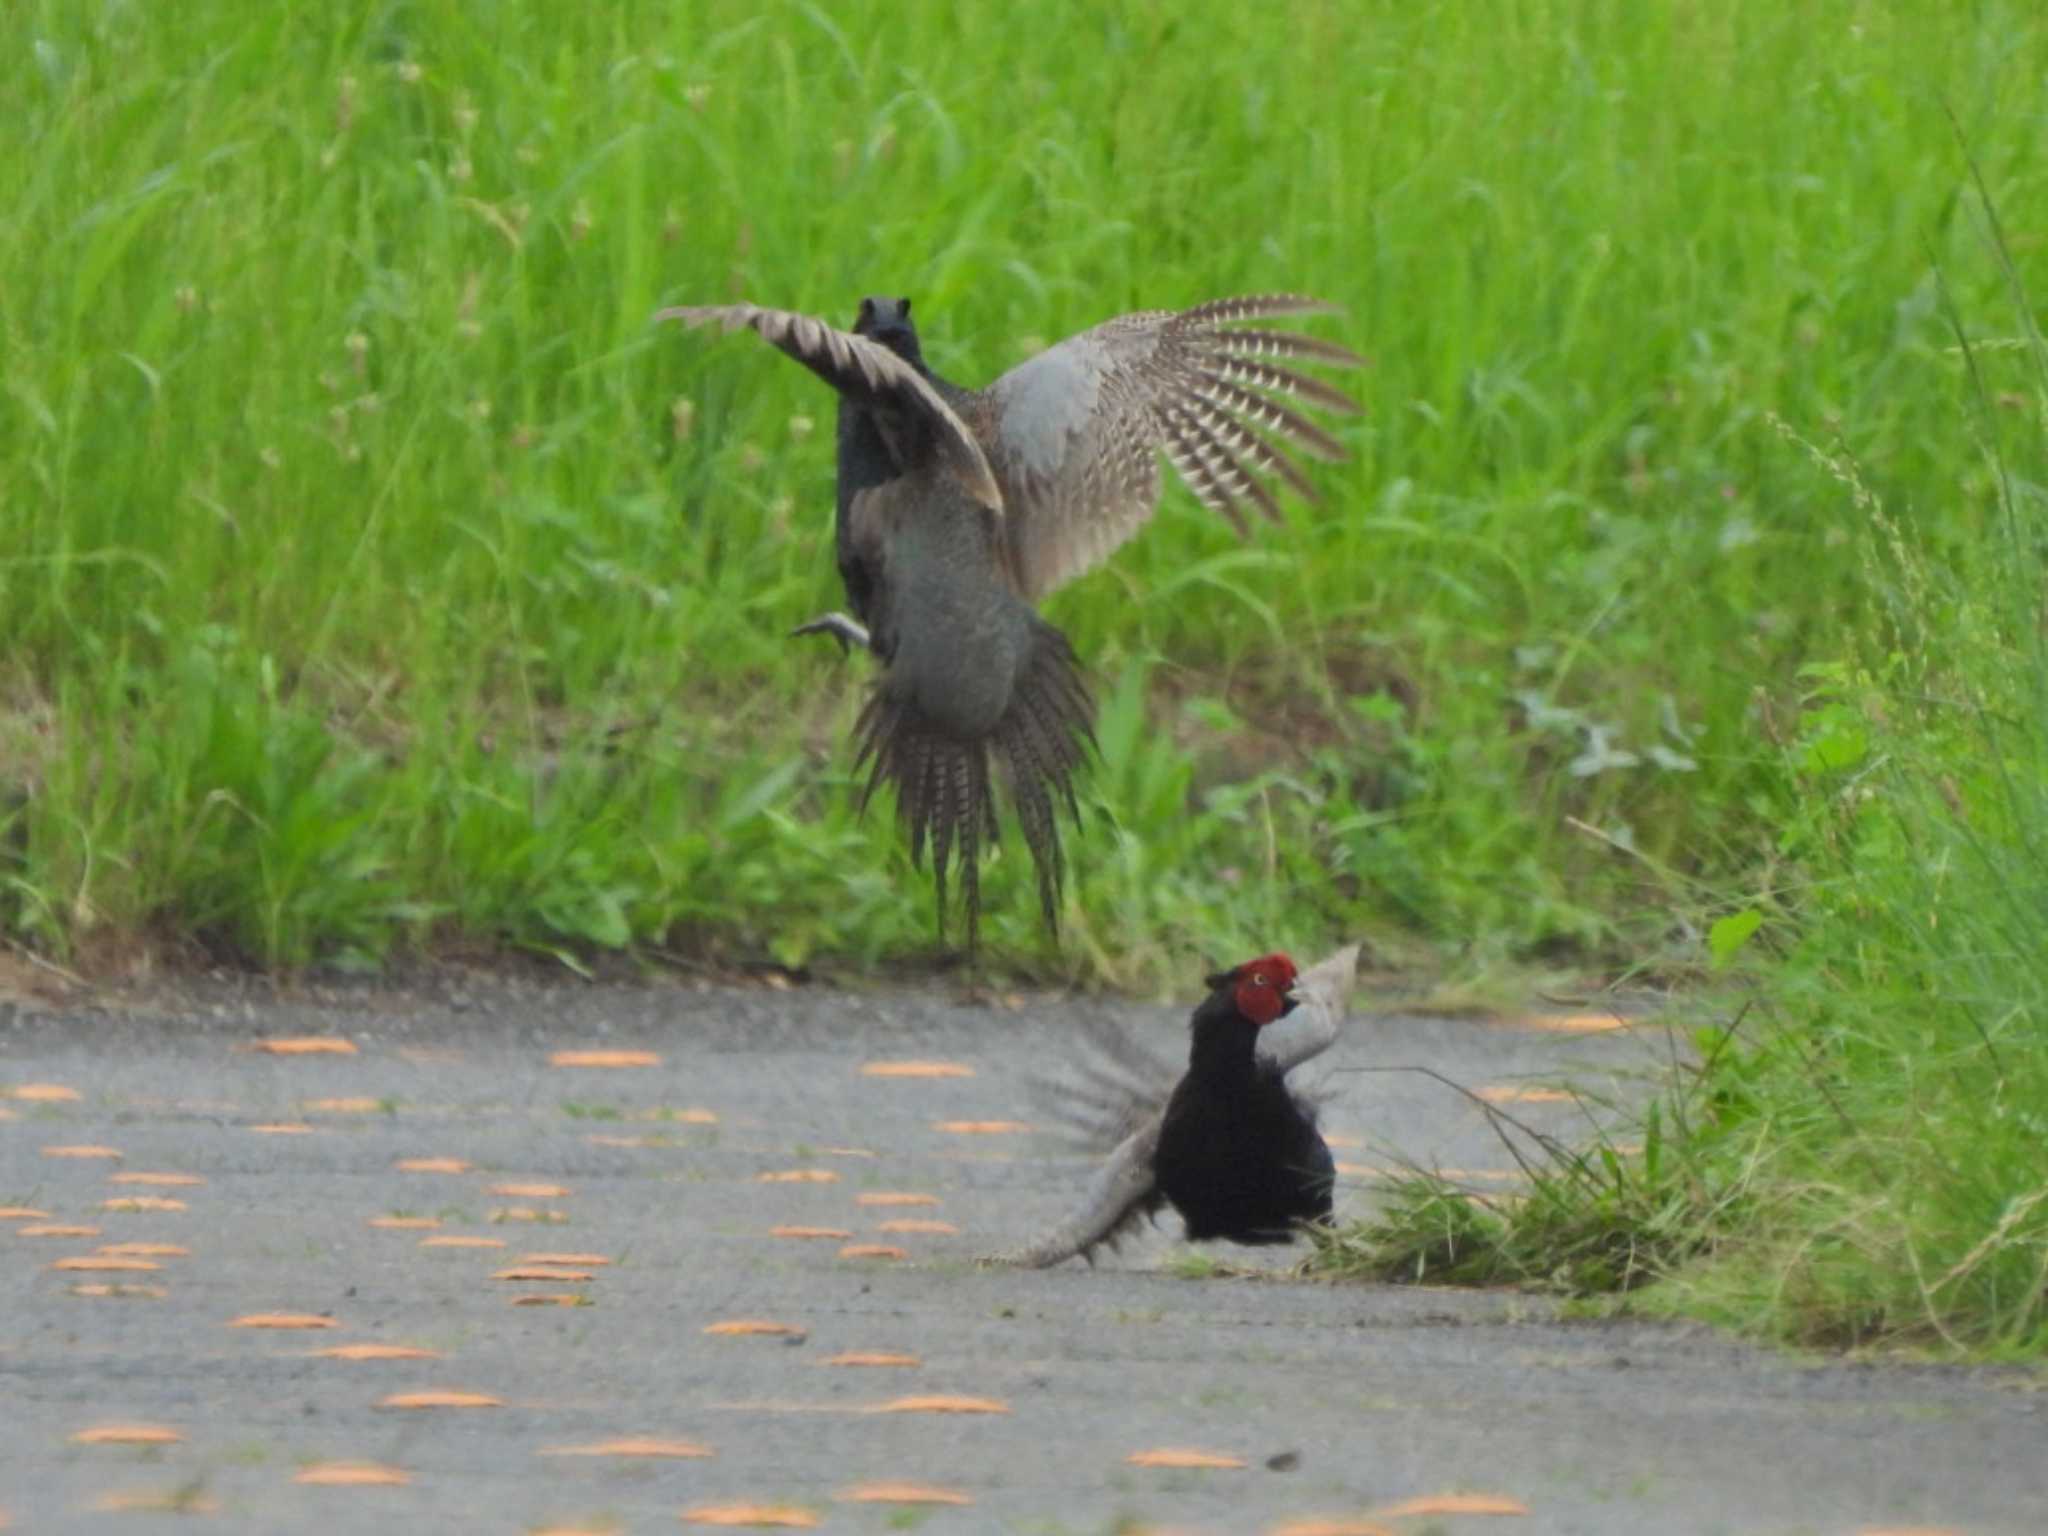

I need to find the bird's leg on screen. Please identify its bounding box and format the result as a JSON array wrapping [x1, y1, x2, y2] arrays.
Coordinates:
[[788, 611, 871, 656]]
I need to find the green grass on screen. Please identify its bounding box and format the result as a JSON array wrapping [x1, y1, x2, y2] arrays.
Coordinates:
[[1313, 231, 2048, 1353], [7, 1, 2048, 1350], [5, 0, 2039, 981]]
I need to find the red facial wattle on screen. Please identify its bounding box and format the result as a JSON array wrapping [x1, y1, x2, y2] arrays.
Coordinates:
[[1231, 951, 1300, 1026]]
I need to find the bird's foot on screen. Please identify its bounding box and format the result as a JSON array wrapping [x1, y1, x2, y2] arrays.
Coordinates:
[[789, 611, 870, 655]]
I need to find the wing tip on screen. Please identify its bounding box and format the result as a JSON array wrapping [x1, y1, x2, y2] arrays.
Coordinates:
[[651, 303, 748, 332], [1190, 292, 1350, 325], [1299, 942, 1363, 1007]]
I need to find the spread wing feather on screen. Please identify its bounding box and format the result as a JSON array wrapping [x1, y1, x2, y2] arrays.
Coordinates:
[[991, 1121, 1166, 1269], [655, 303, 1003, 514], [980, 295, 1365, 601]]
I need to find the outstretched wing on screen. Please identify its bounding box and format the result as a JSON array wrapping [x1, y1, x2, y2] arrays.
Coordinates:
[[1024, 1004, 1182, 1154], [984, 1009, 1178, 1268], [655, 303, 1003, 514], [979, 295, 1364, 601], [988, 1120, 1166, 1270]]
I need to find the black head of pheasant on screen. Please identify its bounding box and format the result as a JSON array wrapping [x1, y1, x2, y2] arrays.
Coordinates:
[[853, 296, 925, 368]]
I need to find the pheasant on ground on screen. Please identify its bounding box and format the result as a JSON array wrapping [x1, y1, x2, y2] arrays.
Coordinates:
[[994, 943, 1360, 1267], [657, 294, 1362, 946]]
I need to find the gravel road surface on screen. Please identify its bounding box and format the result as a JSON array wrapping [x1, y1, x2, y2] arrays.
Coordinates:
[[2, 967, 2039, 1533]]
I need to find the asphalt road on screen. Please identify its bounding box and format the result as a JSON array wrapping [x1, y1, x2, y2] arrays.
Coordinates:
[[2, 965, 2040, 1534]]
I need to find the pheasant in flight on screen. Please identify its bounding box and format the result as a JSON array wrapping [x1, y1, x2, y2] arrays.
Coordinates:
[[658, 294, 1362, 945]]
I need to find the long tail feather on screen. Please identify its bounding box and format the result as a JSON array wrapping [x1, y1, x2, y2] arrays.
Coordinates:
[[854, 618, 1093, 947]]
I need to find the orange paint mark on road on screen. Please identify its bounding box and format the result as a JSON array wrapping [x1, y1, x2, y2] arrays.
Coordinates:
[[756, 1169, 837, 1184], [680, 1506, 818, 1528], [378, 1389, 502, 1409], [103, 1196, 187, 1211], [42, 1144, 121, 1160], [861, 1060, 973, 1078], [296, 1461, 410, 1485], [771, 1226, 852, 1240], [1499, 1013, 1630, 1034], [877, 1219, 957, 1235], [549, 1049, 661, 1068], [396, 1157, 471, 1174], [109, 1171, 204, 1186], [369, 1216, 440, 1230], [933, 1120, 1031, 1135], [315, 1344, 441, 1361], [71, 1424, 184, 1445], [855, 1192, 937, 1207], [1474, 1086, 1574, 1104], [251, 1036, 358, 1055], [867, 1395, 1007, 1415], [494, 1266, 595, 1282], [420, 1235, 505, 1249], [17, 1223, 97, 1237], [249, 1122, 317, 1134], [837, 1481, 972, 1505], [490, 1181, 571, 1198], [838, 1244, 906, 1261], [1127, 1448, 1247, 1468], [10, 1083, 80, 1101], [538, 1437, 713, 1459], [1374, 1493, 1530, 1518], [822, 1351, 919, 1368], [230, 1312, 337, 1330], [304, 1096, 383, 1113], [704, 1320, 806, 1339], [97, 1243, 188, 1257]]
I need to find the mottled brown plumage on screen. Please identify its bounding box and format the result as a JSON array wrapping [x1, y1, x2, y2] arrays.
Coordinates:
[[657, 293, 1361, 945]]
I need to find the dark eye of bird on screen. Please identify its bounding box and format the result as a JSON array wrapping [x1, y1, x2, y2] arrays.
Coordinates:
[[1252, 973, 1267, 987]]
